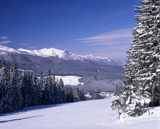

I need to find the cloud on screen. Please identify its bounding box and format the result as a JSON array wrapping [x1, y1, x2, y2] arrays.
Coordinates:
[[76, 28, 133, 61], [78, 28, 133, 45], [0, 36, 11, 45], [0, 36, 9, 40], [0, 40, 11, 44]]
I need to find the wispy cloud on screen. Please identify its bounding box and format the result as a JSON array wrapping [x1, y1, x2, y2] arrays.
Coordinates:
[[0, 36, 9, 40], [0, 40, 11, 44], [78, 28, 133, 45], [0, 36, 11, 45]]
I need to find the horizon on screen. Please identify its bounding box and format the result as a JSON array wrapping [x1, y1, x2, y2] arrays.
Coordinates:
[[0, 0, 139, 61]]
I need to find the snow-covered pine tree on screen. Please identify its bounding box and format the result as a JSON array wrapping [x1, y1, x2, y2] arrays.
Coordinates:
[[64, 87, 75, 102], [112, 45, 143, 116], [32, 74, 41, 105], [146, 0, 160, 107], [21, 72, 39, 106], [52, 74, 58, 103], [0, 63, 11, 112], [76, 88, 86, 101], [21, 73, 32, 106], [0, 59, 7, 101], [56, 78, 65, 103], [42, 70, 56, 104], [112, 0, 160, 117], [38, 72, 45, 90], [9, 64, 23, 111], [0, 63, 22, 112]]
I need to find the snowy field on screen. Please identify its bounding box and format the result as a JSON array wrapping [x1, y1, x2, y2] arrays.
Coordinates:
[[55, 75, 83, 86], [0, 97, 160, 129]]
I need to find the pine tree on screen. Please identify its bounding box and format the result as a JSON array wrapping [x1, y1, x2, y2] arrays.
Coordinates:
[[56, 78, 65, 103], [9, 64, 23, 111], [42, 70, 56, 104], [65, 87, 75, 102], [0, 60, 6, 102], [21, 73, 39, 106], [32, 74, 41, 105], [39, 72, 45, 90], [0, 64, 23, 112], [0, 64, 11, 112], [112, 0, 160, 117], [76, 88, 86, 101]]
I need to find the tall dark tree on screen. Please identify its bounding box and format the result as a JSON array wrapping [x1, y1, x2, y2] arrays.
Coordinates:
[[32, 74, 41, 105], [112, 0, 160, 117], [9, 64, 23, 111], [64, 87, 75, 102], [56, 78, 65, 103], [21, 73, 39, 106], [0, 64, 11, 112], [0, 64, 23, 112], [42, 70, 56, 104]]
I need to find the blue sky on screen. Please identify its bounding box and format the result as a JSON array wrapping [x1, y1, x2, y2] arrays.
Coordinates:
[[0, 0, 139, 61]]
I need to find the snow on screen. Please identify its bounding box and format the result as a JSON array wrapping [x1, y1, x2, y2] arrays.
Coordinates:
[[73, 54, 110, 61], [141, 73, 156, 80], [0, 45, 113, 63], [55, 75, 84, 86], [85, 92, 92, 98], [18, 47, 111, 62], [99, 92, 113, 98], [42, 75, 83, 86], [0, 45, 19, 53], [18, 48, 65, 58], [156, 68, 160, 72], [0, 97, 160, 129]]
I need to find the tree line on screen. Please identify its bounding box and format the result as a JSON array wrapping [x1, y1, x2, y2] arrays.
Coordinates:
[[0, 60, 86, 113]]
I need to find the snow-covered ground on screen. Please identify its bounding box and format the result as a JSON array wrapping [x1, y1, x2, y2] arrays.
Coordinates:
[[42, 75, 83, 86], [55, 75, 83, 86], [0, 97, 160, 129]]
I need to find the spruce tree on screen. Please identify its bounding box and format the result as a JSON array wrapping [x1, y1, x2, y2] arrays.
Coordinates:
[[42, 70, 55, 104], [9, 64, 23, 111], [0, 64, 23, 112], [0, 65, 11, 112], [112, 0, 160, 117], [21, 73, 39, 106], [56, 78, 65, 103], [32, 75, 41, 105]]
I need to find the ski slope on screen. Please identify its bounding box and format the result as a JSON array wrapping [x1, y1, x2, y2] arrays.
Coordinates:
[[0, 98, 160, 129]]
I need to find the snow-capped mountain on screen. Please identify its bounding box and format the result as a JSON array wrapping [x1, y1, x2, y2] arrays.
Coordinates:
[[0, 45, 123, 91], [0, 45, 19, 53], [18, 48, 65, 58], [0, 45, 114, 63]]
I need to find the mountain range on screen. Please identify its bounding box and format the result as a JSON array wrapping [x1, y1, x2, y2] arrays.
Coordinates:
[[0, 45, 124, 91], [0, 45, 122, 64]]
